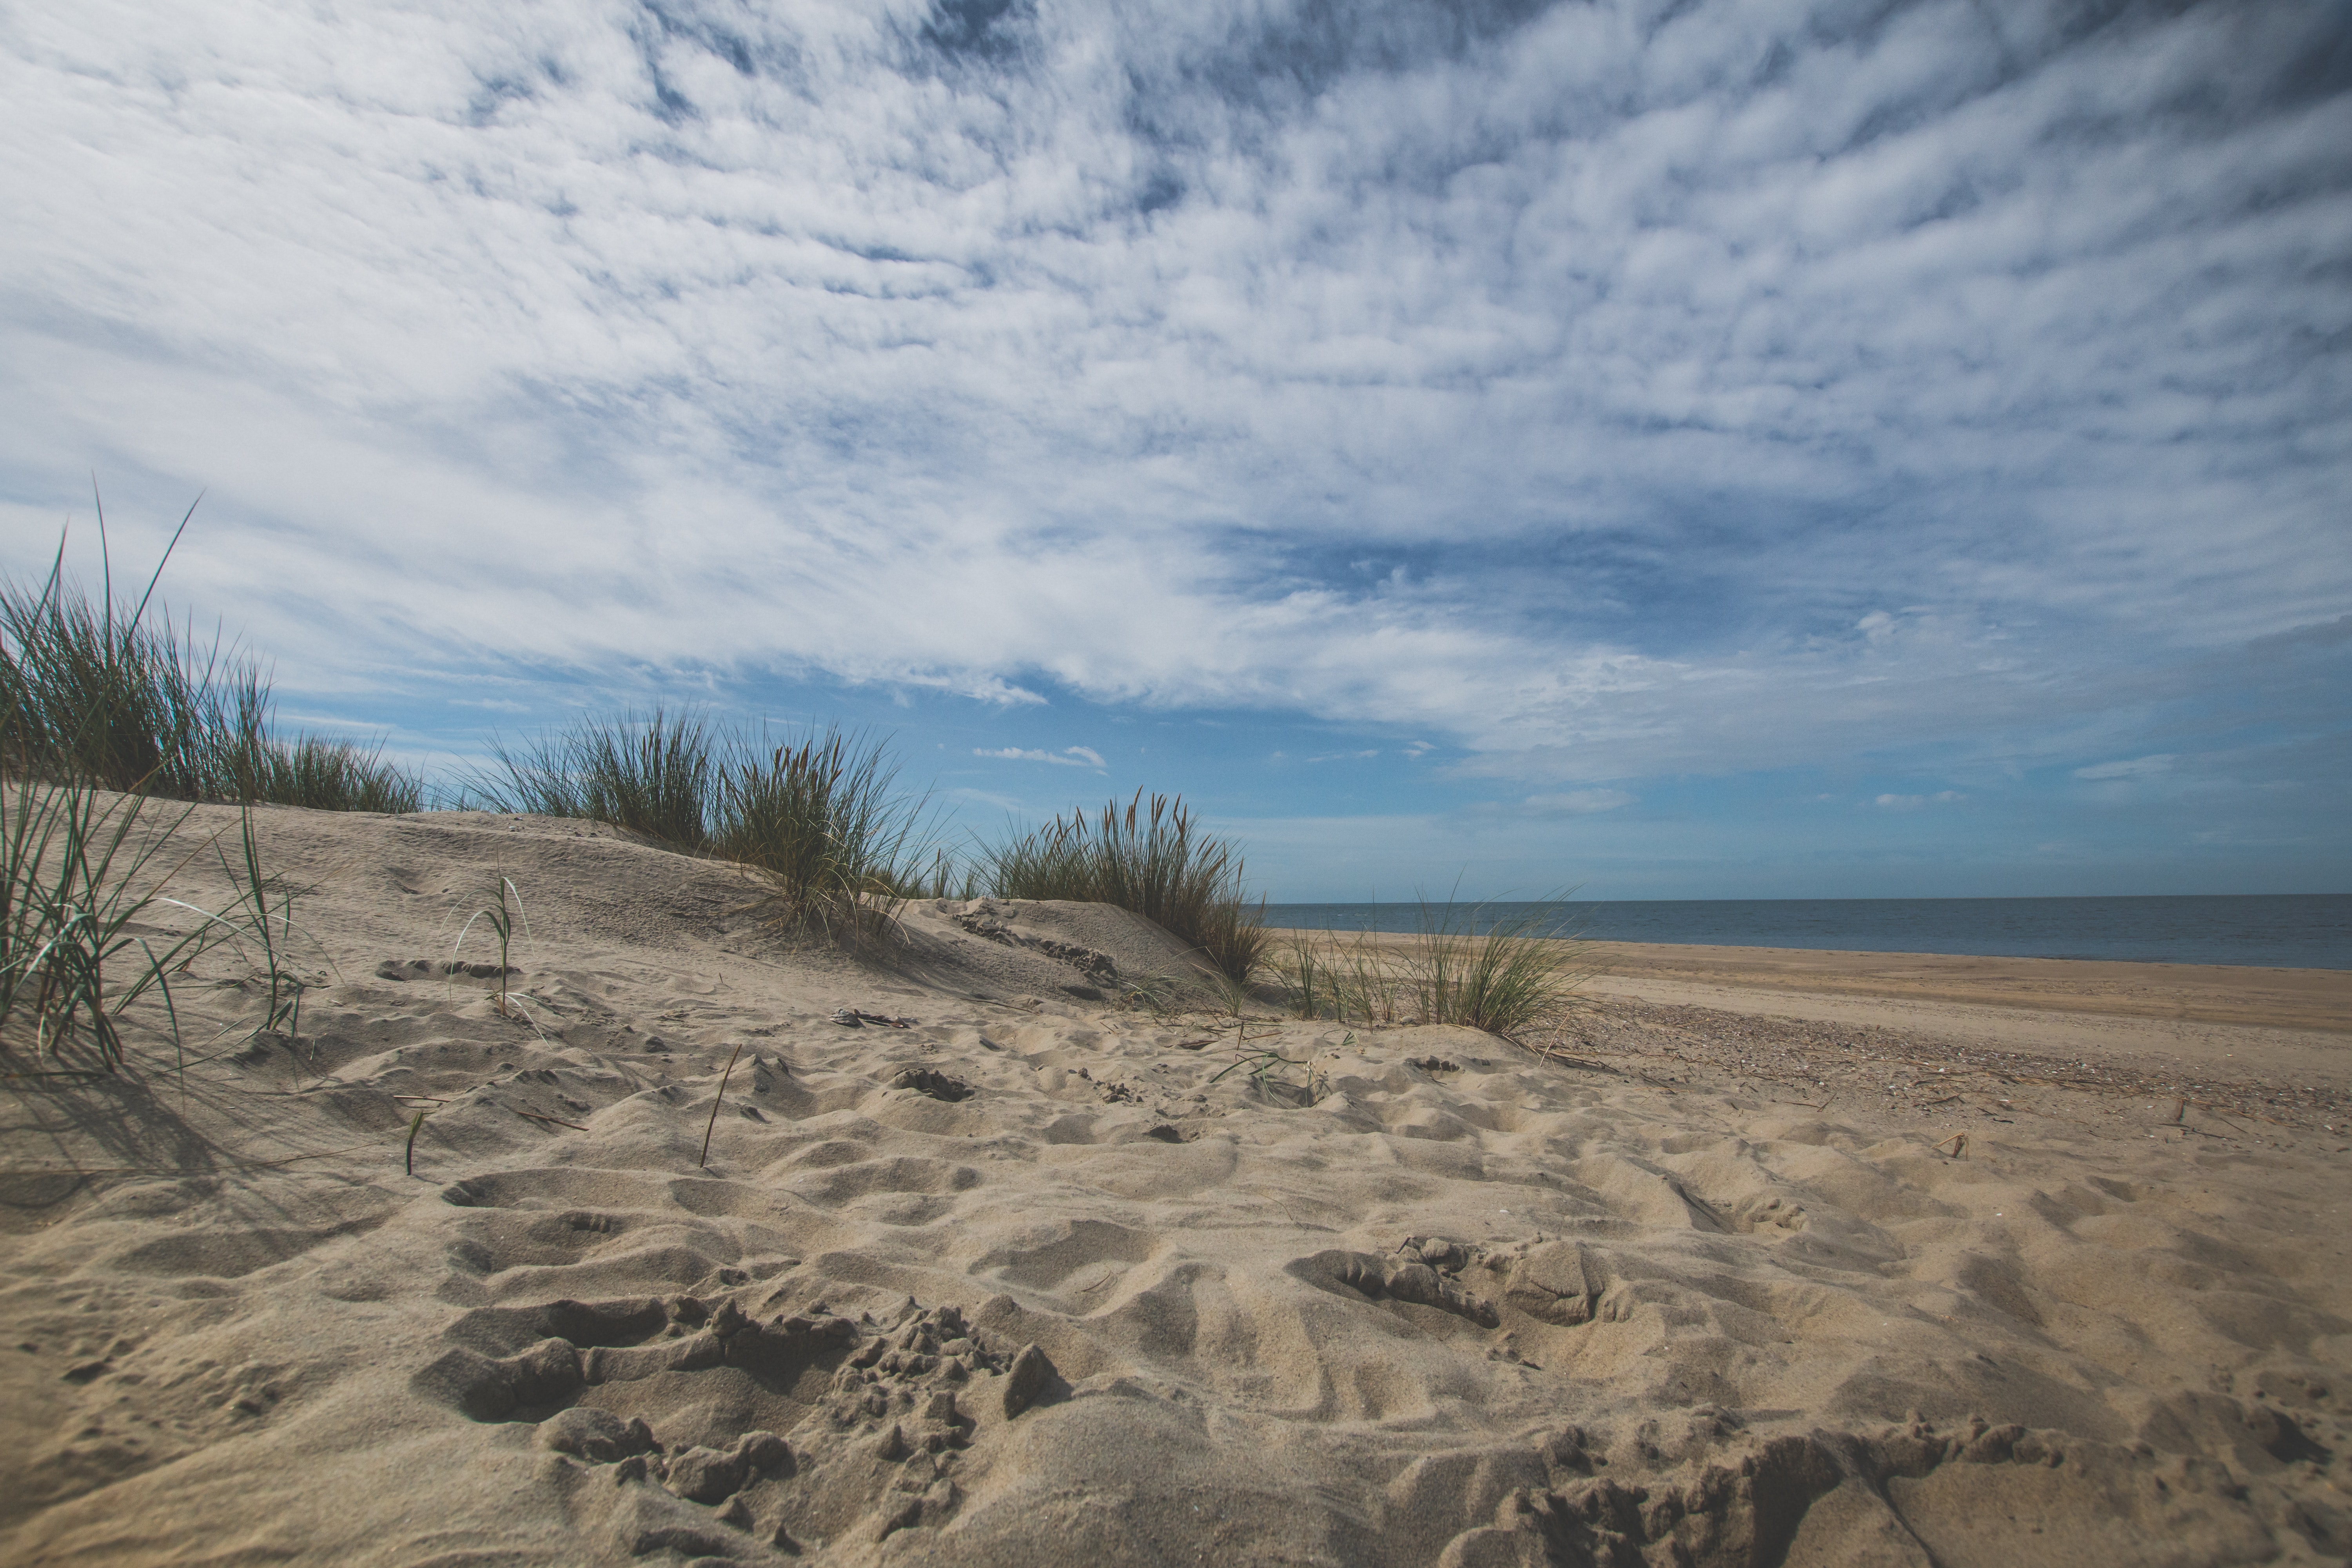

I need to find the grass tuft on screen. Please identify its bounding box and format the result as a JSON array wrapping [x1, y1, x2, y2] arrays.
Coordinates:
[[2, 512, 423, 813], [713, 726, 942, 938], [1409, 897, 1591, 1041], [0, 766, 203, 1071], [480, 714, 943, 939], [452, 871, 529, 1014], [1266, 895, 1592, 1046], [1, 532, 311, 1075], [484, 706, 712, 848], [982, 790, 1268, 982]]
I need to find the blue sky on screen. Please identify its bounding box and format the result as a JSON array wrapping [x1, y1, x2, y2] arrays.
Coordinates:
[[2, 0, 2347, 900]]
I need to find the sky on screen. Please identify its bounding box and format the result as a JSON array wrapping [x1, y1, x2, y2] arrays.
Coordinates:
[[2, 0, 2347, 901]]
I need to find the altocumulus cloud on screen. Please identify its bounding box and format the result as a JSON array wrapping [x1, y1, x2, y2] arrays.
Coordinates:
[[0, 0, 2346, 791]]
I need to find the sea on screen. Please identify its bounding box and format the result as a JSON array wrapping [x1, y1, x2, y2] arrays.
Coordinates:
[[1258, 895, 2352, 971]]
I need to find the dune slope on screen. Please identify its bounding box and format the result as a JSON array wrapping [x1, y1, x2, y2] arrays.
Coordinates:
[[2, 807, 2346, 1565]]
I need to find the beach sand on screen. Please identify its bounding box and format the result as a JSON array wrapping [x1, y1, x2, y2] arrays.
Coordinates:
[[3, 806, 2347, 1564]]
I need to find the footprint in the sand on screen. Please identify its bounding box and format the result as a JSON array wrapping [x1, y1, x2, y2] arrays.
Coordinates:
[[375, 957, 522, 982], [1290, 1236, 1505, 1328], [432, 1169, 799, 1305], [1431, 1411, 2306, 1568], [411, 1290, 1054, 1555], [887, 1066, 973, 1102], [975, 1218, 1156, 1295]]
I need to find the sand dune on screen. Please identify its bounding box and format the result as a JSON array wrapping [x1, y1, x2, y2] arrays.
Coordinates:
[[3, 807, 2347, 1564]]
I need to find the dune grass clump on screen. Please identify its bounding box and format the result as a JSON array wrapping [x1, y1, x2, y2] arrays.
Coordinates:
[[983, 791, 1268, 982], [1, 523, 423, 813], [486, 706, 715, 848], [1270, 927, 1409, 1025], [1269, 897, 1591, 1046], [225, 726, 424, 815], [712, 727, 942, 936], [481, 713, 944, 938], [1, 519, 377, 1075], [1410, 898, 1591, 1042], [0, 782, 334, 1077]]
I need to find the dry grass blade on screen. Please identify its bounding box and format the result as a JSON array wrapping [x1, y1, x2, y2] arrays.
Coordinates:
[[701, 1041, 746, 1168]]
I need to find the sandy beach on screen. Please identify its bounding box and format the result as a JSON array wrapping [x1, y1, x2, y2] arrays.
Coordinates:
[[4, 807, 2348, 1565]]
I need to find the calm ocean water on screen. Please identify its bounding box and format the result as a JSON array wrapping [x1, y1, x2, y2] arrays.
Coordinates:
[[1259, 895, 2352, 971]]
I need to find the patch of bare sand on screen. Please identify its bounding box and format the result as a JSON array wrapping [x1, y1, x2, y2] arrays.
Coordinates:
[[1566, 940, 2352, 1136], [1584, 942, 2352, 1034], [2, 810, 2347, 1565]]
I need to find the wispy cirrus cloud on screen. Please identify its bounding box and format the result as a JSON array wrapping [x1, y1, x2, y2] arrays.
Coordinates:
[[2075, 756, 2177, 781], [976, 746, 1106, 769], [1523, 790, 1637, 816]]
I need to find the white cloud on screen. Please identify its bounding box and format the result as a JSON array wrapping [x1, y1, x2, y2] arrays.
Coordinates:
[[976, 746, 1105, 769], [0, 0, 2343, 793], [1523, 789, 1636, 815], [2074, 755, 2177, 781], [1875, 791, 1964, 810]]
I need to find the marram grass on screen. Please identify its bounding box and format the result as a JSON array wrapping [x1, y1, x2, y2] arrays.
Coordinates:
[[981, 790, 1268, 982], [0, 720, 314, 1076], [2, 518, 360, 1074], [1267, 897, 1593, 1045], [479, 712, 945, 940], [2, 517, 423, 813]]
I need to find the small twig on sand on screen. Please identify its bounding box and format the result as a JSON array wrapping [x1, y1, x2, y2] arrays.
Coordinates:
[[700, 1041, 746, 1169], [1544, 1053, 1620, 1073], [513, 1107, 588, 1132], [1933, 1132, 1968, 1158]]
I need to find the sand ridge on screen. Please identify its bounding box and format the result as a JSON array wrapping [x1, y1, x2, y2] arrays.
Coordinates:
[[1, 806, 2347, 1564]]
